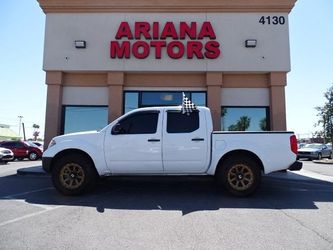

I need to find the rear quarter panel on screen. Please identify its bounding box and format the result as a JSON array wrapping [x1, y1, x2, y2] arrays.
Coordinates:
[[208, 132, 296, 175]]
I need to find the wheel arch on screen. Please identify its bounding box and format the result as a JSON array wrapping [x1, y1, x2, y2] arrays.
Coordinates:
[[215, 149, 264, 175], [50, 149, 98, 175]]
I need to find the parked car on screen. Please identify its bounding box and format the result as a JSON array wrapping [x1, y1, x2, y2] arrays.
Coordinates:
[[297, 143, 332, 160], [0, 147, 14, 164], [0, 141, 43, 161]]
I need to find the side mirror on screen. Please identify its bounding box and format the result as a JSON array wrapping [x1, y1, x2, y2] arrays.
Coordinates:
[[111, 123, 122, 135]]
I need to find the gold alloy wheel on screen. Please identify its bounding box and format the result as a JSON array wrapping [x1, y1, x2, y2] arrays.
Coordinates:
[[227, 164, 254, 191], [59, 163, 85, 190]]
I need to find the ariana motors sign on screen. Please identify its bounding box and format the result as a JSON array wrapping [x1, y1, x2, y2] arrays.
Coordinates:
[[110, 21, 221, 60]]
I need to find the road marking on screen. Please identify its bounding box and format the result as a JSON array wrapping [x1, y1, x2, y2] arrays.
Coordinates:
[[0, 187, 64, 226], [0, 205, 63, 227], [1, 187, 54, 199]]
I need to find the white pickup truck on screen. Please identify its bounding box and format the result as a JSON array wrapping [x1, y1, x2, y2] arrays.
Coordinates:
[[42, 106, 302, 196]]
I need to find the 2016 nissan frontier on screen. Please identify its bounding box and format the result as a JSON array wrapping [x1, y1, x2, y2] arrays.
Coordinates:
[[42, 106, 302, 196]]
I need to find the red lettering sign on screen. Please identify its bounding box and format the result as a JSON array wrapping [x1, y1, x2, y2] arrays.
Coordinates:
[[115, 22, 133, 39], [111, 21, 221, 60]]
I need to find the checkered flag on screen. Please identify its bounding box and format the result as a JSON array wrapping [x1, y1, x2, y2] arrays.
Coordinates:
[[181, 92, 197, 115]]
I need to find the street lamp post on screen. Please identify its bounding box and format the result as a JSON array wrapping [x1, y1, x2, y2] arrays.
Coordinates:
[[18, 115, 23, 137]]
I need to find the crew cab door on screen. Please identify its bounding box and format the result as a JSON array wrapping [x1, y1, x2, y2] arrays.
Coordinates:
[[104, 110, 163, 174], [162, 110, 209, 173]]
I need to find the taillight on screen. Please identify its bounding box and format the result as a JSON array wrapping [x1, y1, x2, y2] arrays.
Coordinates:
[[290, 135, 298, 154]]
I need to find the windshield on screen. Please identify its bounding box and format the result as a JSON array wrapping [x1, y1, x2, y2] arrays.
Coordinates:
[[304, 144, 322, 149], [25, 141, 38, 147]]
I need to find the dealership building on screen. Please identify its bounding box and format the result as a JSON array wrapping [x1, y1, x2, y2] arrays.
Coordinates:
[[38, 0, 297, 145]]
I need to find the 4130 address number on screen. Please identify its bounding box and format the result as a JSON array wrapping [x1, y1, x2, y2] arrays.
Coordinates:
[[259, 16, 285, 25]]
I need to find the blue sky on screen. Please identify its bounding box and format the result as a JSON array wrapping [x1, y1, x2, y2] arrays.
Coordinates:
[[0, 0, 332, 140], [287, 0, 333, 138]]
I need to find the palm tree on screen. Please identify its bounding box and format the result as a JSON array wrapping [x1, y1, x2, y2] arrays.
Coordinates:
[[32, 124, 40, 141], [228, 116, 251, 131]]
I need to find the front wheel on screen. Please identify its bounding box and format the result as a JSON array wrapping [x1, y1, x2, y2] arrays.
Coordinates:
[[52, 154, 98, 196], [216, 156, 261, 197], [317, 153, 322, 160], [28, 152, 38, 161]]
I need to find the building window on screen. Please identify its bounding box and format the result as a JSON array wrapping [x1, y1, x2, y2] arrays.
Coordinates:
[[62, 106, 108, 134], [221, 107, 270, 131], [124, 91, 206, 113], [124, 92, 139, 113]]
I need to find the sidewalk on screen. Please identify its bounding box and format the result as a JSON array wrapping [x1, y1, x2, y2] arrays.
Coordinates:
[[265, 169, 333, 184], [17, 165, 47, 176]]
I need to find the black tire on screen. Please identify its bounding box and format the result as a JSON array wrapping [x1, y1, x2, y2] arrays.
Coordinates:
[[51, 154, 98, 196], [317, 153, 322, 160], [329, 152, 332, 159], [216, 156, 261, 197], [28, 151, 38, 161]]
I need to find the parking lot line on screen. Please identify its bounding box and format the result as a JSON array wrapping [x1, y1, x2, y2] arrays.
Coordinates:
[[0, 205, 63, 227], [1, 187, 54, 199]]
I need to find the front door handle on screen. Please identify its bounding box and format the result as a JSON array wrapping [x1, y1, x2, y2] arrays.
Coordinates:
[[148, 139, 160, 142], [192, 138, 204, 141]]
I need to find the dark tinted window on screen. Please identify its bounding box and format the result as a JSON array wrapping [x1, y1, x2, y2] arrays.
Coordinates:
[[167, 111, 199, 133], [1, 142, 15, 147], [117, 112, 158, 134]]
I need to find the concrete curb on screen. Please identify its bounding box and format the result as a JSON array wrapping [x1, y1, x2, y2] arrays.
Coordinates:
[[313, 159, 333, 165], [17, 166, 48, 176]]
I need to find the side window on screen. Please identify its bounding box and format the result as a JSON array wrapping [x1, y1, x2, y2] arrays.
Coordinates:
[[167, 111, 199, 133], [3, 142, 15, 148], [115, 112, 159, 134]]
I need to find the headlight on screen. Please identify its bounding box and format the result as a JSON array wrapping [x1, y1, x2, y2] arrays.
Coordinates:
[[48, 139, 56, 148]]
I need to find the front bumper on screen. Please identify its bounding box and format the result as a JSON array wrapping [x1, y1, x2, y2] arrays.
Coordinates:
[[288, 161, 303, 171], [297, 152, 318, 159], [0, 155, 14, 162], [42, 157, 53, 173]]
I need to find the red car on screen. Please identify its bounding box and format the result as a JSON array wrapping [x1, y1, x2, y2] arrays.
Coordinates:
[[0, 141, 43, 161]]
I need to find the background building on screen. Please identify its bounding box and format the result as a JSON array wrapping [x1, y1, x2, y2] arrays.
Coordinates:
[[38, 0, 297, 145], [0, 124, 20, 141]]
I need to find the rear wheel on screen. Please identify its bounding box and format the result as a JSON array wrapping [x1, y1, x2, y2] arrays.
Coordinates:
[[216, 156, 261, 197], [52, 154, 98, 196]]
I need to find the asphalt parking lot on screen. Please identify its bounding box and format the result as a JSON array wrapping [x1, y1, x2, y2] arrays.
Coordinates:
[[0, 160, 333, 250]]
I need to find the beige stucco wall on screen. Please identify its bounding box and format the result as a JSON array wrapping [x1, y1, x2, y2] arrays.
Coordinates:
[[40, 0, 296, 145]]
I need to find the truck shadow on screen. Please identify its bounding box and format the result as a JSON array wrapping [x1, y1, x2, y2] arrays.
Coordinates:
[[1, 175, 333, 215]]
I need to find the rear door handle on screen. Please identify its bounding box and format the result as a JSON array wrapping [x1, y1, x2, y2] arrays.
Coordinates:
[[148, 139, 160, 142], [192, 138, 204, 141]]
